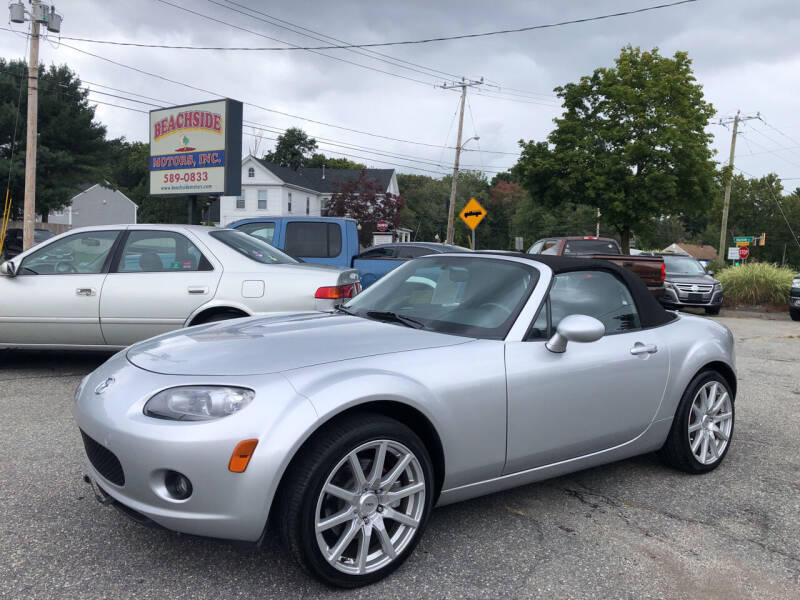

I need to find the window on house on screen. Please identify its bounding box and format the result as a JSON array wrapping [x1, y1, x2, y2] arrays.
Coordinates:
[[288, 192, 292, 213], [306, 197, 310, 215], [236, 190, 245, 209], [258, 190, 267, 210], [248, 167, 255, 178]]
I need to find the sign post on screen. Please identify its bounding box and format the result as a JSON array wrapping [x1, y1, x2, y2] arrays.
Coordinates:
[[149, 99, 243, 223], [459, 197, 486, 250]]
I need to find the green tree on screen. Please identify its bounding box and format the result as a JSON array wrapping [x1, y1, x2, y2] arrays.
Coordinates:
[[397, 173, 449, 242], [513, 46, 717, 252], [305, 153, 366, 169], [0, 59, 109, 220], [263, 127, 317, 170]]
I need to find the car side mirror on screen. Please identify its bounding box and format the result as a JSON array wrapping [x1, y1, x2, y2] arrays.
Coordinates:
[[546, 314, 605, 353], [707, 269, 714, 276], [1, 261, 17, 277]]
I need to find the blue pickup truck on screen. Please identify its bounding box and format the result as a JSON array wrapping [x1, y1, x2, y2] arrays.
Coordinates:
[[227, 216, 468, 288]]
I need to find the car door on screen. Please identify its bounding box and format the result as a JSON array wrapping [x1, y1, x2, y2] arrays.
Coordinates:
[[99, 229, 222, 346], [504, 269, 670, 473], [0, 230, 121, 345]]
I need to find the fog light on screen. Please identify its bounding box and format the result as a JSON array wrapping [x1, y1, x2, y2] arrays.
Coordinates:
[[165, 471, 193, 500]]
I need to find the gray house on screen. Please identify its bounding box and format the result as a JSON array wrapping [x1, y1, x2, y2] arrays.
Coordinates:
[[49, 183, 138, 227]]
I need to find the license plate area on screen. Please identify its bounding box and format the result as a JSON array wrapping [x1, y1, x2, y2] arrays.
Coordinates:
[[688, 293, 703, 302]]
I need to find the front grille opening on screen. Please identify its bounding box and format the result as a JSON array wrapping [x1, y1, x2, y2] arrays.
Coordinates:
[[80, 430, 125, 486]]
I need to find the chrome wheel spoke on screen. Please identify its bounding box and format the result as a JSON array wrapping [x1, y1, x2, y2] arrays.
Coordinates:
[[710, 424, 729, 441], [708, 435, 719, 460], [324, 483, 359, 505], [713, 411, 732, 423], [328, 519, 360, 563], [373, 516, 397, 559], [691, 432, 703, 453], [381, 481, 425, 504], [356, 522, 372, 574], [710, 392, 728, 415], [700, 433, 709, 463], [382, 506, 420, 528], [381, 453, 412, 488], [349, 452, 367, 489], [316, 507, 356, 532], [688, 422, 703, 433], [368, 441, 388, 487]]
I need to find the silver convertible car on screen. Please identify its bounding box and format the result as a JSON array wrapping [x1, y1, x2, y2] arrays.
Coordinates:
[[74, 253, 736, 587], [0, 224, 359, 349]]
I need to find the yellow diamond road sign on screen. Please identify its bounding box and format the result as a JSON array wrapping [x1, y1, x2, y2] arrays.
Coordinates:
[[459, 197, 486, 230]]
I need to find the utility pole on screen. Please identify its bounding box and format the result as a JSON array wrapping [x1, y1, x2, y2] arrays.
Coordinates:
[[9, 1, 63, 251], [440, 78, 483, 245], [718, 110, 758, 261]]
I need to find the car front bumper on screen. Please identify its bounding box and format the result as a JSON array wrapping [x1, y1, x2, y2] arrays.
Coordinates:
[[661, 287, 723, 308], [790, 292, 800, 308], [72, 353, 316, 542]]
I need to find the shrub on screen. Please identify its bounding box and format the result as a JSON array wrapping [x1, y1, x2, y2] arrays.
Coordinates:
[[717, 262, 795, 306]]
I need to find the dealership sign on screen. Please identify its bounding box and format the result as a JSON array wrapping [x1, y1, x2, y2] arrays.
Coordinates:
[[149, 99, 242, 196]]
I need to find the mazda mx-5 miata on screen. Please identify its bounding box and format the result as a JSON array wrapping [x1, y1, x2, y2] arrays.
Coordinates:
[[74, 253, 736, 587]]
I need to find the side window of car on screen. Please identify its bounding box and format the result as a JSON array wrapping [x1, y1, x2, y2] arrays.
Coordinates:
[[116, 231, 212, 273], [541, 241, 559, 255], [549, 270, 641, 334], [395, 246, 430, 259], [527, 298, 550, 340], [237, 222, 275, 245], [19, 231, 119, 275], [358, 247, 395, 259], [285, 222, 342, 258]]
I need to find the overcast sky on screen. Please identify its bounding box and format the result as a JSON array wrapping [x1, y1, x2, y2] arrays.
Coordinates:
[[2, 0, 799, 187]]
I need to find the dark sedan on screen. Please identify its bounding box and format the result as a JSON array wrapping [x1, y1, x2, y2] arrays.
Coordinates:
[[1, 228, 55, 259], [657, 254, 723, 315]]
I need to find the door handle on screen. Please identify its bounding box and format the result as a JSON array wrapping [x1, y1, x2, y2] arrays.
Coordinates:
[[76, 288, 96, 297], [630, 343, 658, 355], [187, 286, 209, 295]]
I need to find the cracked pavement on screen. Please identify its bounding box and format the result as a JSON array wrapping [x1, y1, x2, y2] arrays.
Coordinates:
[[1, 316, 798, 599]]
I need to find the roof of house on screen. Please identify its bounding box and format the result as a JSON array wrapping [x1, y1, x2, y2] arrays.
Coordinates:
[[663, 242, 718, 261], [252, 158, 395, 194]]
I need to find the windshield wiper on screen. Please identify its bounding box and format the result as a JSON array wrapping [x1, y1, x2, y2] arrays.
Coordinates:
[[365, 310, 425, 329], [334, 305, 357, 316]]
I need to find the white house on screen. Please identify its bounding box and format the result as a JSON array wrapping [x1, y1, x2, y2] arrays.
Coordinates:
[[49, 183, 137, 227], [212, 156, 399, 226]]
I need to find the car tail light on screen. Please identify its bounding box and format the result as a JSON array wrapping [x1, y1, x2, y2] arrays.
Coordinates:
[[315, 284, 359, 299], [660, 261, 666, 282]]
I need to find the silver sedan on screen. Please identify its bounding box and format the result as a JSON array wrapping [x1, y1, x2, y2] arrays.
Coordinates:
[[74, 253, 736, 587], [0, 224, 359, 349]]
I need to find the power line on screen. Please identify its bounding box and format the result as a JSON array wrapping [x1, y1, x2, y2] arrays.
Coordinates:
[[736, 167, 800, 250], [17, 0, 699, 51]]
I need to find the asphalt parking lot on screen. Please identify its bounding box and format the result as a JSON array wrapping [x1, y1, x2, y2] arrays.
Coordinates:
[[1, 316, 799, 599]]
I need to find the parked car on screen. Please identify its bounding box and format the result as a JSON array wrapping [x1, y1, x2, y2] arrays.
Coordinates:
[[229, 216, 469, 288], [352, 242, 470, 288], [656, 253, 723, 315], [0, 225, 360, 349], [527, 236, 665, 296], [790, 274, 800, 321], [1, 227, 55, 259], [75, 252, 736, 587]]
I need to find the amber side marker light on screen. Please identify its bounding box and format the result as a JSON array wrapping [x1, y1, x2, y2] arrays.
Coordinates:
[[229, 439, 259, 473]]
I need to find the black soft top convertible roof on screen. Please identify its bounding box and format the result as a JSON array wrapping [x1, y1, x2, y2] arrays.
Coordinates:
[[474, 252, 675, 329]]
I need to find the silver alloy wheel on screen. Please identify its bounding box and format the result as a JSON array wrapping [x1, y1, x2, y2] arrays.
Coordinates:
[[314, 439, 426, 575], [688, 380, 733, 465]]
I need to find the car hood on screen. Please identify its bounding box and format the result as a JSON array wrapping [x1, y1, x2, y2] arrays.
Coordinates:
[[126, 312, 471, 376], [665, 274, 718, 285]]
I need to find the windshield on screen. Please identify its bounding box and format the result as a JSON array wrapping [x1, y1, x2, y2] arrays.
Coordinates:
[[209, 230, 297, 264], [562, 239, 620, 255], [663, 255, 706, 275], [343, 256, 538, 339]]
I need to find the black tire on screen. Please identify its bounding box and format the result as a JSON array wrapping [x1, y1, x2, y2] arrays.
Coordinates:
[[276, 413, 434, 588], [791, 308, 800, 322], [658, 370, 735, 474], [705, 306, 721, 315]]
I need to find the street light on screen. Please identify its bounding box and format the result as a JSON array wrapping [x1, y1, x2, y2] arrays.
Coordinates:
[[8, 0, 64, 252], [445, 135, 480, 244]]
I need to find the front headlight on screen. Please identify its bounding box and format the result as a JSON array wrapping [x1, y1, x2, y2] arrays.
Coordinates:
[[144, 386, 255, 421], [792, 279, 800, 289], [714, 282, 723, 292]]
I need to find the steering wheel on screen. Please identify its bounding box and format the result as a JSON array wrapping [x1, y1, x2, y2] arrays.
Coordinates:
[[55, 261, 77, 274], [479, 302, 512, 317]]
